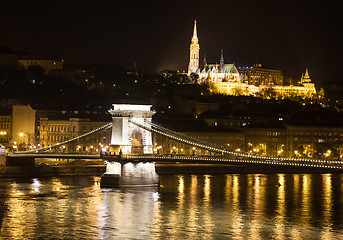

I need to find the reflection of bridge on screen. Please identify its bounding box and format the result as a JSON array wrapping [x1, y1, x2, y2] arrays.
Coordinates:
[[103, 154, 343, 170], [8, 104, 343, 186]]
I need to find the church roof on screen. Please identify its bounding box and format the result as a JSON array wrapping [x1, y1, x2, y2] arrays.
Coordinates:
[[197, 63, 238, 74]]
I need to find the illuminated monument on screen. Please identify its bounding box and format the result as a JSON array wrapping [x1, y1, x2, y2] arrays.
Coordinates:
[[100, 104, 159, 187], [187, 21, 316, 98]]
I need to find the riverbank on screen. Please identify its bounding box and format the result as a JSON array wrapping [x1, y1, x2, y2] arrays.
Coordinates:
[[1, 162, 343, 178]]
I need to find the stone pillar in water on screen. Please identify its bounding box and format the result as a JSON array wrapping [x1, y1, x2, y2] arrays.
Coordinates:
[[100, 160, 159, 187], [101, 104, 158, 187]]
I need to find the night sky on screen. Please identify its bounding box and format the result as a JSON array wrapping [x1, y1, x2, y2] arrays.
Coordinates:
[[1, 1, 341, 82]]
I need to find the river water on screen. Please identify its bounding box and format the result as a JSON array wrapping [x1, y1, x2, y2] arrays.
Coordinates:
[[0, 174, 343, 239]]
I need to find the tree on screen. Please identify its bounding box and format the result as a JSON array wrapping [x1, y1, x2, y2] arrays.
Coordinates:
[[189, 73, 199, 84], [231, 87, 243, 96]]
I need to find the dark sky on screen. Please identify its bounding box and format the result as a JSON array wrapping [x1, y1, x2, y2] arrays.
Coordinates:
[[1, 0, 341, 82]]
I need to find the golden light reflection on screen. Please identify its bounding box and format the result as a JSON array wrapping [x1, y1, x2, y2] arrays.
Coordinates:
[[190, 175, 198, 205], [202, 175, 213, 238], [232, 175, 239, 209], [188, 175, 198, 236], [51, 177, 63, 191], [246, 175, 254, 210], [178, 175, 184, 194], [293, 174, 300, 203], [2, 181, 39, 239], [321, 174, 333, 239], [275, 174, 286, 240], [248, 174, 264, 240], [203, 175, 211, 205], [230, 175, 243, 238], [300, 174, 312, 224], [177, 175, 185, 207], [224, 175, 232, 207]]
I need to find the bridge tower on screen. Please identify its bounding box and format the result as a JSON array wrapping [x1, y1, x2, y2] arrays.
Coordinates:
[[108, 104, 155, 154], [101, 104, 159, 187]]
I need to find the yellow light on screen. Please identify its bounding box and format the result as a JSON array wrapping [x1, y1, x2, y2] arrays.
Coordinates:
[[19, 132, 24, 137]]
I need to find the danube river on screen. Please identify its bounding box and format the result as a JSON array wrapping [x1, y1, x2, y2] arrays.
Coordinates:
[[1, 174, 343, 239]]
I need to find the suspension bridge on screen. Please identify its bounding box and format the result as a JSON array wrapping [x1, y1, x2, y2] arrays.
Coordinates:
[[4, 104, 343, 186], [2, 104, 343, 187]]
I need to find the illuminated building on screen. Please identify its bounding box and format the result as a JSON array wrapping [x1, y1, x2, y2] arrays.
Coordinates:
[[11, 105, 36, 147], [239, 64, 284, 86], [0, 111, 11, 146], [268, 69, 316, 98], [19, 56, 63, 72], [39, 117, 110, 152], [187, 21, 316, 99]]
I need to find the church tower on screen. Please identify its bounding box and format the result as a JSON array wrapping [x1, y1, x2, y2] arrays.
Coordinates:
[[301, 68, 311, 83], [188, 20, 200, 75]]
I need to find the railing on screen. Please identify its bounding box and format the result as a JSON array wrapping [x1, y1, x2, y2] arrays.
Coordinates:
[[129, 119, 342, 167]]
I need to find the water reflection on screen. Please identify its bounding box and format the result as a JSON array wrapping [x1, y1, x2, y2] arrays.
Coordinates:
[[1, 174, 343, 239]]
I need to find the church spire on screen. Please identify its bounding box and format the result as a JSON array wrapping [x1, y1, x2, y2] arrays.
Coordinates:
[[220, 49, 224, 72], [193, 20, 197, 39], [203, 54, 207, 68], [188, 20, 200, 75]]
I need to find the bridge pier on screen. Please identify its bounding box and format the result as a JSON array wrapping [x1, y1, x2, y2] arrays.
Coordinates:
[[100, 160, 159, 188]]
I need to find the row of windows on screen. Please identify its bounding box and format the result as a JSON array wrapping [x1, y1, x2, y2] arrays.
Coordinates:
[[0, 124, 9, 128], [290, 131, 343, 137], [0, 117, 9, 122], [0, 137, 9, 142], [42, 125, 102, 132], [43, 134, 107, 143], [42, 126, 73, 132]]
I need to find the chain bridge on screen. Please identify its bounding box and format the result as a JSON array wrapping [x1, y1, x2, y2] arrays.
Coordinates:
[[6, 104, 343, 187]]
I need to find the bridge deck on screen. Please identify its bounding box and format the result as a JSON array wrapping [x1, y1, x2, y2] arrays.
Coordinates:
[[102, 154, 343, 171]]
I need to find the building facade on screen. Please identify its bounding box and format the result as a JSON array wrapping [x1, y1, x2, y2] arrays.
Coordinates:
[[11, 105, 36, 148], [239, 64, 284, 86], [39, 117, 111, 152], [0, 114, 11, 146], [153, 123, 343, 160], [19, 57, 63, 72]]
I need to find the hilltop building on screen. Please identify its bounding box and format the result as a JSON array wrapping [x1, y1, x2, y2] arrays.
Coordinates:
[[19, 56, 63, 72], [187, 21, 316, 98], [239, 64, 284, 86]]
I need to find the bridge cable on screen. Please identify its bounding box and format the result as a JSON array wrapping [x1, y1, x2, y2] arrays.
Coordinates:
[[17, 122, 113, 154]]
